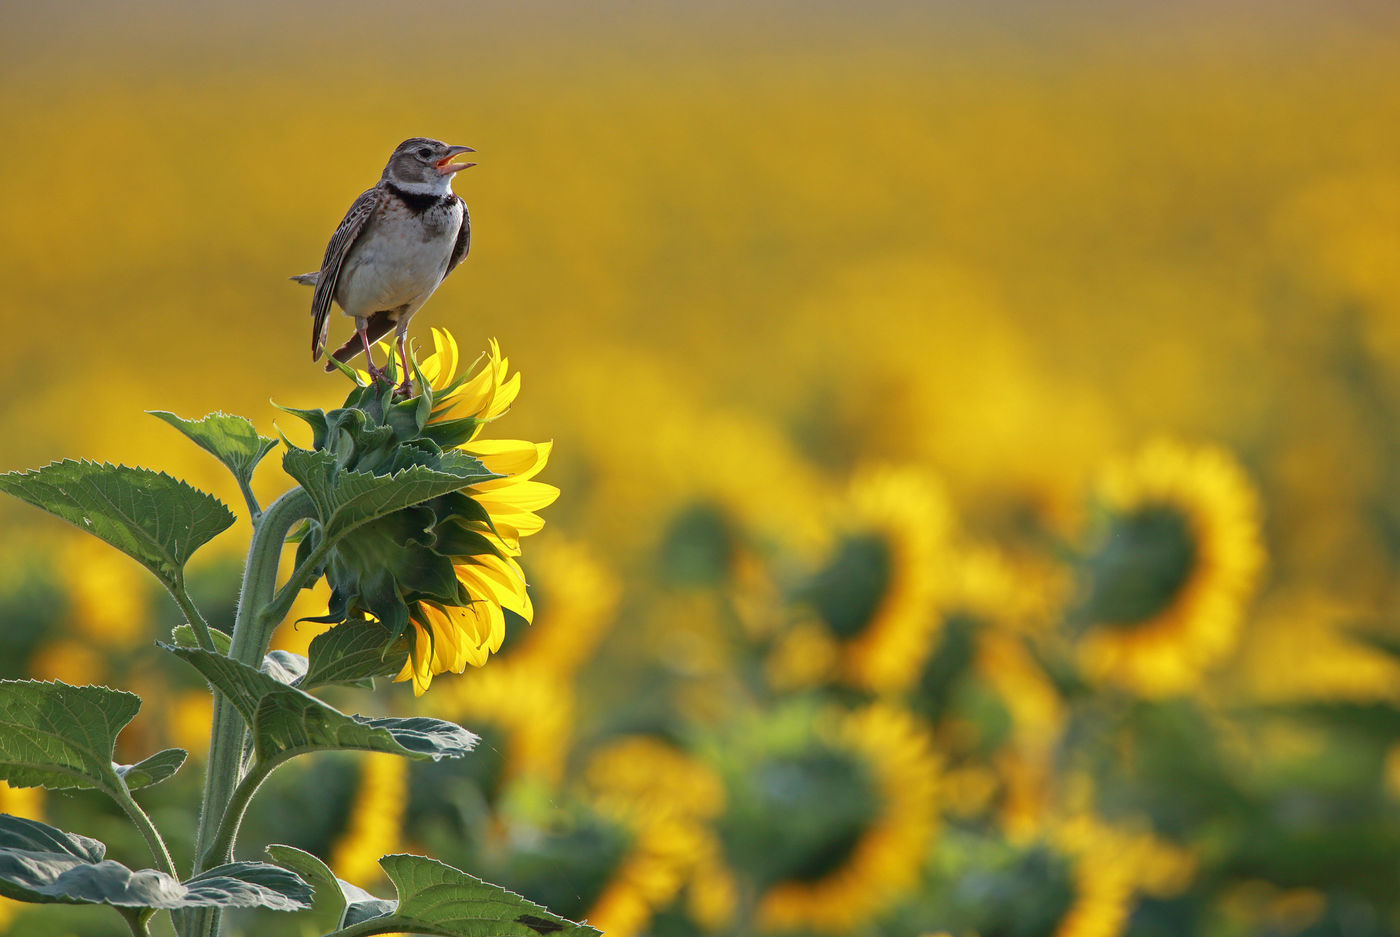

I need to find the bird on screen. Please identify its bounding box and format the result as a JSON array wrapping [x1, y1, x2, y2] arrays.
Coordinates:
[[291, 137, 475, 395]]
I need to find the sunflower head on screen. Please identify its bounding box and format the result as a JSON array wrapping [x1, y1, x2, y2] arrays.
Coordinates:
[[1071, 440, 1265, 696], [280, 333, 555, 694], [782, 466, 949, 695], [908, 833, 1088, 937], [701, 702, 941, 934]]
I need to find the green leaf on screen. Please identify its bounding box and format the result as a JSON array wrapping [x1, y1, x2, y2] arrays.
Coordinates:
[[0, 461, 234, 592], [266, 844, 393, 931], [0, 814, 310, 911], [115, 749, 187, 791], [0, 680, 137, 793], [349, 854, 602, 937], [281, 449, 497, 546], [302, 619, 410, 690], [185, 861, 313, 912], [149, 410, 278, 492], [164, 647, 477, 765], [171, 624, 232, 655]]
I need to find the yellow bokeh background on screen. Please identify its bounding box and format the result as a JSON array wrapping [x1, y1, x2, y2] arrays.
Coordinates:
[[2, 2, 1398, 607]]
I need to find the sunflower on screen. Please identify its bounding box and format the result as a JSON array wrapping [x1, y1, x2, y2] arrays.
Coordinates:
[[701, 702, 940, 934], [1039, 806, 1197, 937], [580, 737, 723, 937], [917, 828, 1136, 937], [780, 465, 949, 694], [333, 330, 558, 695], [757, 704, 941, 933], [1074, 439, 1264, 696], [435, 657, 575, 786], [329, 752, 409, 886], [495, 535, 619, 680]]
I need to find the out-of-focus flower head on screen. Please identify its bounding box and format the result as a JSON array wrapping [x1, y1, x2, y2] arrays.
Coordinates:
[[775, 465, 950, 695], [493, 535, 619, 681], [699, 701, 941, 934], [1071, 439, 1265, 696], [579, 736, 723, 937], [329, 752, 408, 887]]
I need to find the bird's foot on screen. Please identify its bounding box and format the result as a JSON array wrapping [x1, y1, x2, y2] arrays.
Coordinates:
[[366, 363, 389, 386], [393, 379, 414, 399]]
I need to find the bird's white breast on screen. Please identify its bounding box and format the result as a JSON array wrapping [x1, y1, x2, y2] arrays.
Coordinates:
[[335, 196, 463, 320]]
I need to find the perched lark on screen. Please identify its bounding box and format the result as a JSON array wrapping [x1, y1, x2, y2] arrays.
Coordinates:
[[292, 137, 475, 394]]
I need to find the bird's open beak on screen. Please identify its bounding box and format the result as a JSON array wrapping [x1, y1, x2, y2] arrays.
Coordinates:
[[435, 145, 477, 174]]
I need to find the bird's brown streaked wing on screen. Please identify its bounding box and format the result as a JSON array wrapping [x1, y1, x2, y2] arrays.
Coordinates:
[[310, 186, 383, 360], [443, 197, 471, 277]]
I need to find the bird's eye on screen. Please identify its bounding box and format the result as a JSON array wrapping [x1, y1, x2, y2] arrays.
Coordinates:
[[417, 148, 433, 159]]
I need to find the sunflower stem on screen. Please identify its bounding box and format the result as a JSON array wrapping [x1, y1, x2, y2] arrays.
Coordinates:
[[200, 755, 280, 871], [263, 539, 332, 632], [111, 781, 177, 879], [168, 580, 217, 653], [185, 488, 314, 937], [237, 476, 263, 525], [121, 910, 153, 937]]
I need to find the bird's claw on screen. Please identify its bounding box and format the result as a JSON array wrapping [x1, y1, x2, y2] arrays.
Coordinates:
[[393, 380, 414, 399]]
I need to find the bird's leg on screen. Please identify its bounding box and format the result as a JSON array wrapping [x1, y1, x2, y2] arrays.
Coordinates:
[[394, 329, 414, 398], [357, 317, 387, 384]]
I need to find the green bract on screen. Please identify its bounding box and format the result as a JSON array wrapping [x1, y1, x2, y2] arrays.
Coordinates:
[[278, 377, 501, 641]]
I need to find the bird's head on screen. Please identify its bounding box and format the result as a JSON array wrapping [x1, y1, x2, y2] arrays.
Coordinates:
[[382, 137, 476, 194]]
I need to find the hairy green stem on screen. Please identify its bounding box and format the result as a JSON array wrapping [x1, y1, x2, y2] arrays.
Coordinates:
[[200, 756, 278, 871], [264, 540, 332, 634], [236, 478, 263, 526], [185, 488, 314, 937], [169, 581, 217, 653], [111, 784, 177, 878], [120, 909, 153, 937]]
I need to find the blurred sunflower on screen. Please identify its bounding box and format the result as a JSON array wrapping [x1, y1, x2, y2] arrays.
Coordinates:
[[581, 737, 723, 937], [916, 831, 1133, 937], [1074, 439, 1264, 696], [329, 752, 408, 887], [435, 658, 575, 787], [703, 702, 941, 934], [495, 535, 619, 680], [462, 746, 713, 937], [779, 466, 950, 694], [61, 534, 151, 649]]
